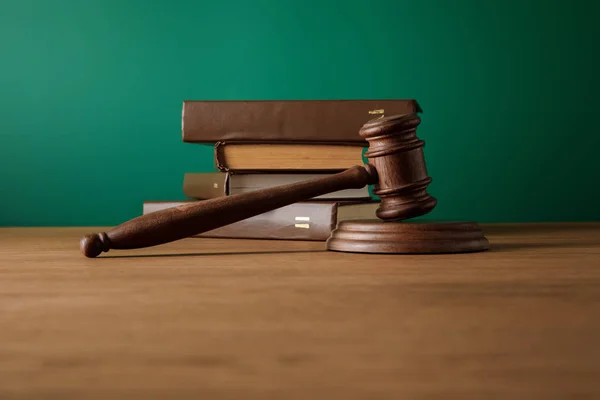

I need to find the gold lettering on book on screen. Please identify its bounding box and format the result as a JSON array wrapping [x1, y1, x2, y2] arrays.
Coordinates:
[[369, 109, 385, 119], [295, 217, 310, 228]]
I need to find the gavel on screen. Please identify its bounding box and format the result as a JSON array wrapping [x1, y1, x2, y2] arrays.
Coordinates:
[[81, 113, 488, 257]]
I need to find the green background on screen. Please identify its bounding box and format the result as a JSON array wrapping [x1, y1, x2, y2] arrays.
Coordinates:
[[1, 0, 599, 226]]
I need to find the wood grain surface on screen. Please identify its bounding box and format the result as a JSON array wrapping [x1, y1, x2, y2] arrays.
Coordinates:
[[1, 223, 600, 399]]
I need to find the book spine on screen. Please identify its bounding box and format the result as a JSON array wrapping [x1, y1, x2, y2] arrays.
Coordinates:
[[181, 99, 422, 143], [183, 172, 229, 199], [214, 141, 228, 172], [142, 201, 335, 241]]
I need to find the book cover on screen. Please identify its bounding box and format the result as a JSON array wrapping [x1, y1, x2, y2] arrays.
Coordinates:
[[142, 200, 379, 241], [183, 171, 371, 200], [181, 99, 422, 143]]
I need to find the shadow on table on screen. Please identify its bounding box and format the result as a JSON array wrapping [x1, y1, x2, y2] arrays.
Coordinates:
[[100, 250, 328, 259], [483, 223, 600, 252], [482, 223, 600, 236], [490, 241, 600, 252]]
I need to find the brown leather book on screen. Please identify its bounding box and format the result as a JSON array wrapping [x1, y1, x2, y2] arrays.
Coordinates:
[[181, 99, 422, 143], [214, 142, 366, 172], [142, 200, 379, 241], [183, 172, 229, 199], [183, 171, 371, 200]]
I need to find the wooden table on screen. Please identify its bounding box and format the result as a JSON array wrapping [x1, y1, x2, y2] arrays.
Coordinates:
[[1, 223, 599, 399]]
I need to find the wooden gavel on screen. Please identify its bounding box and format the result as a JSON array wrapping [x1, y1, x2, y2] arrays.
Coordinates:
[[81, 113, 444, 258]]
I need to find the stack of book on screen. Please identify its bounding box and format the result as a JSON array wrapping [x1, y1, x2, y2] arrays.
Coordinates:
[[143, 99, 422, 241]]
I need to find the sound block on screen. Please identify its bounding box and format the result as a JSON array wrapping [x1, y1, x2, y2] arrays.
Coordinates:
[[326, 220, 489, 254]]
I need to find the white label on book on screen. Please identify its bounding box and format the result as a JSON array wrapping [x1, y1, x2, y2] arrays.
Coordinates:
[[294, 223, 310, 229], [295, 216, 310, 221]]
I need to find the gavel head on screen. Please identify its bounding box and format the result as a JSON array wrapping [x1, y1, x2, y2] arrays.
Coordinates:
[[360, 113, 437, 221]]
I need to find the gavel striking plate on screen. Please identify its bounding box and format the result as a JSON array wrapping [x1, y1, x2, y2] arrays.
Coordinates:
[[80, 113, 489, 257]]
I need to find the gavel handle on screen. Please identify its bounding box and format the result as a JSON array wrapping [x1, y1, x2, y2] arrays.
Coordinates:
[[80, 164, 378, 257]]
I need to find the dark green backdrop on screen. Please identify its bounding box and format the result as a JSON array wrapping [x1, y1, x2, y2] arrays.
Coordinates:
[[1, 0, 599, 226]]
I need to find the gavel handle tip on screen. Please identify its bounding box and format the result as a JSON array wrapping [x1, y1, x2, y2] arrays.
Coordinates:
[[80, 233, 110, 258]]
